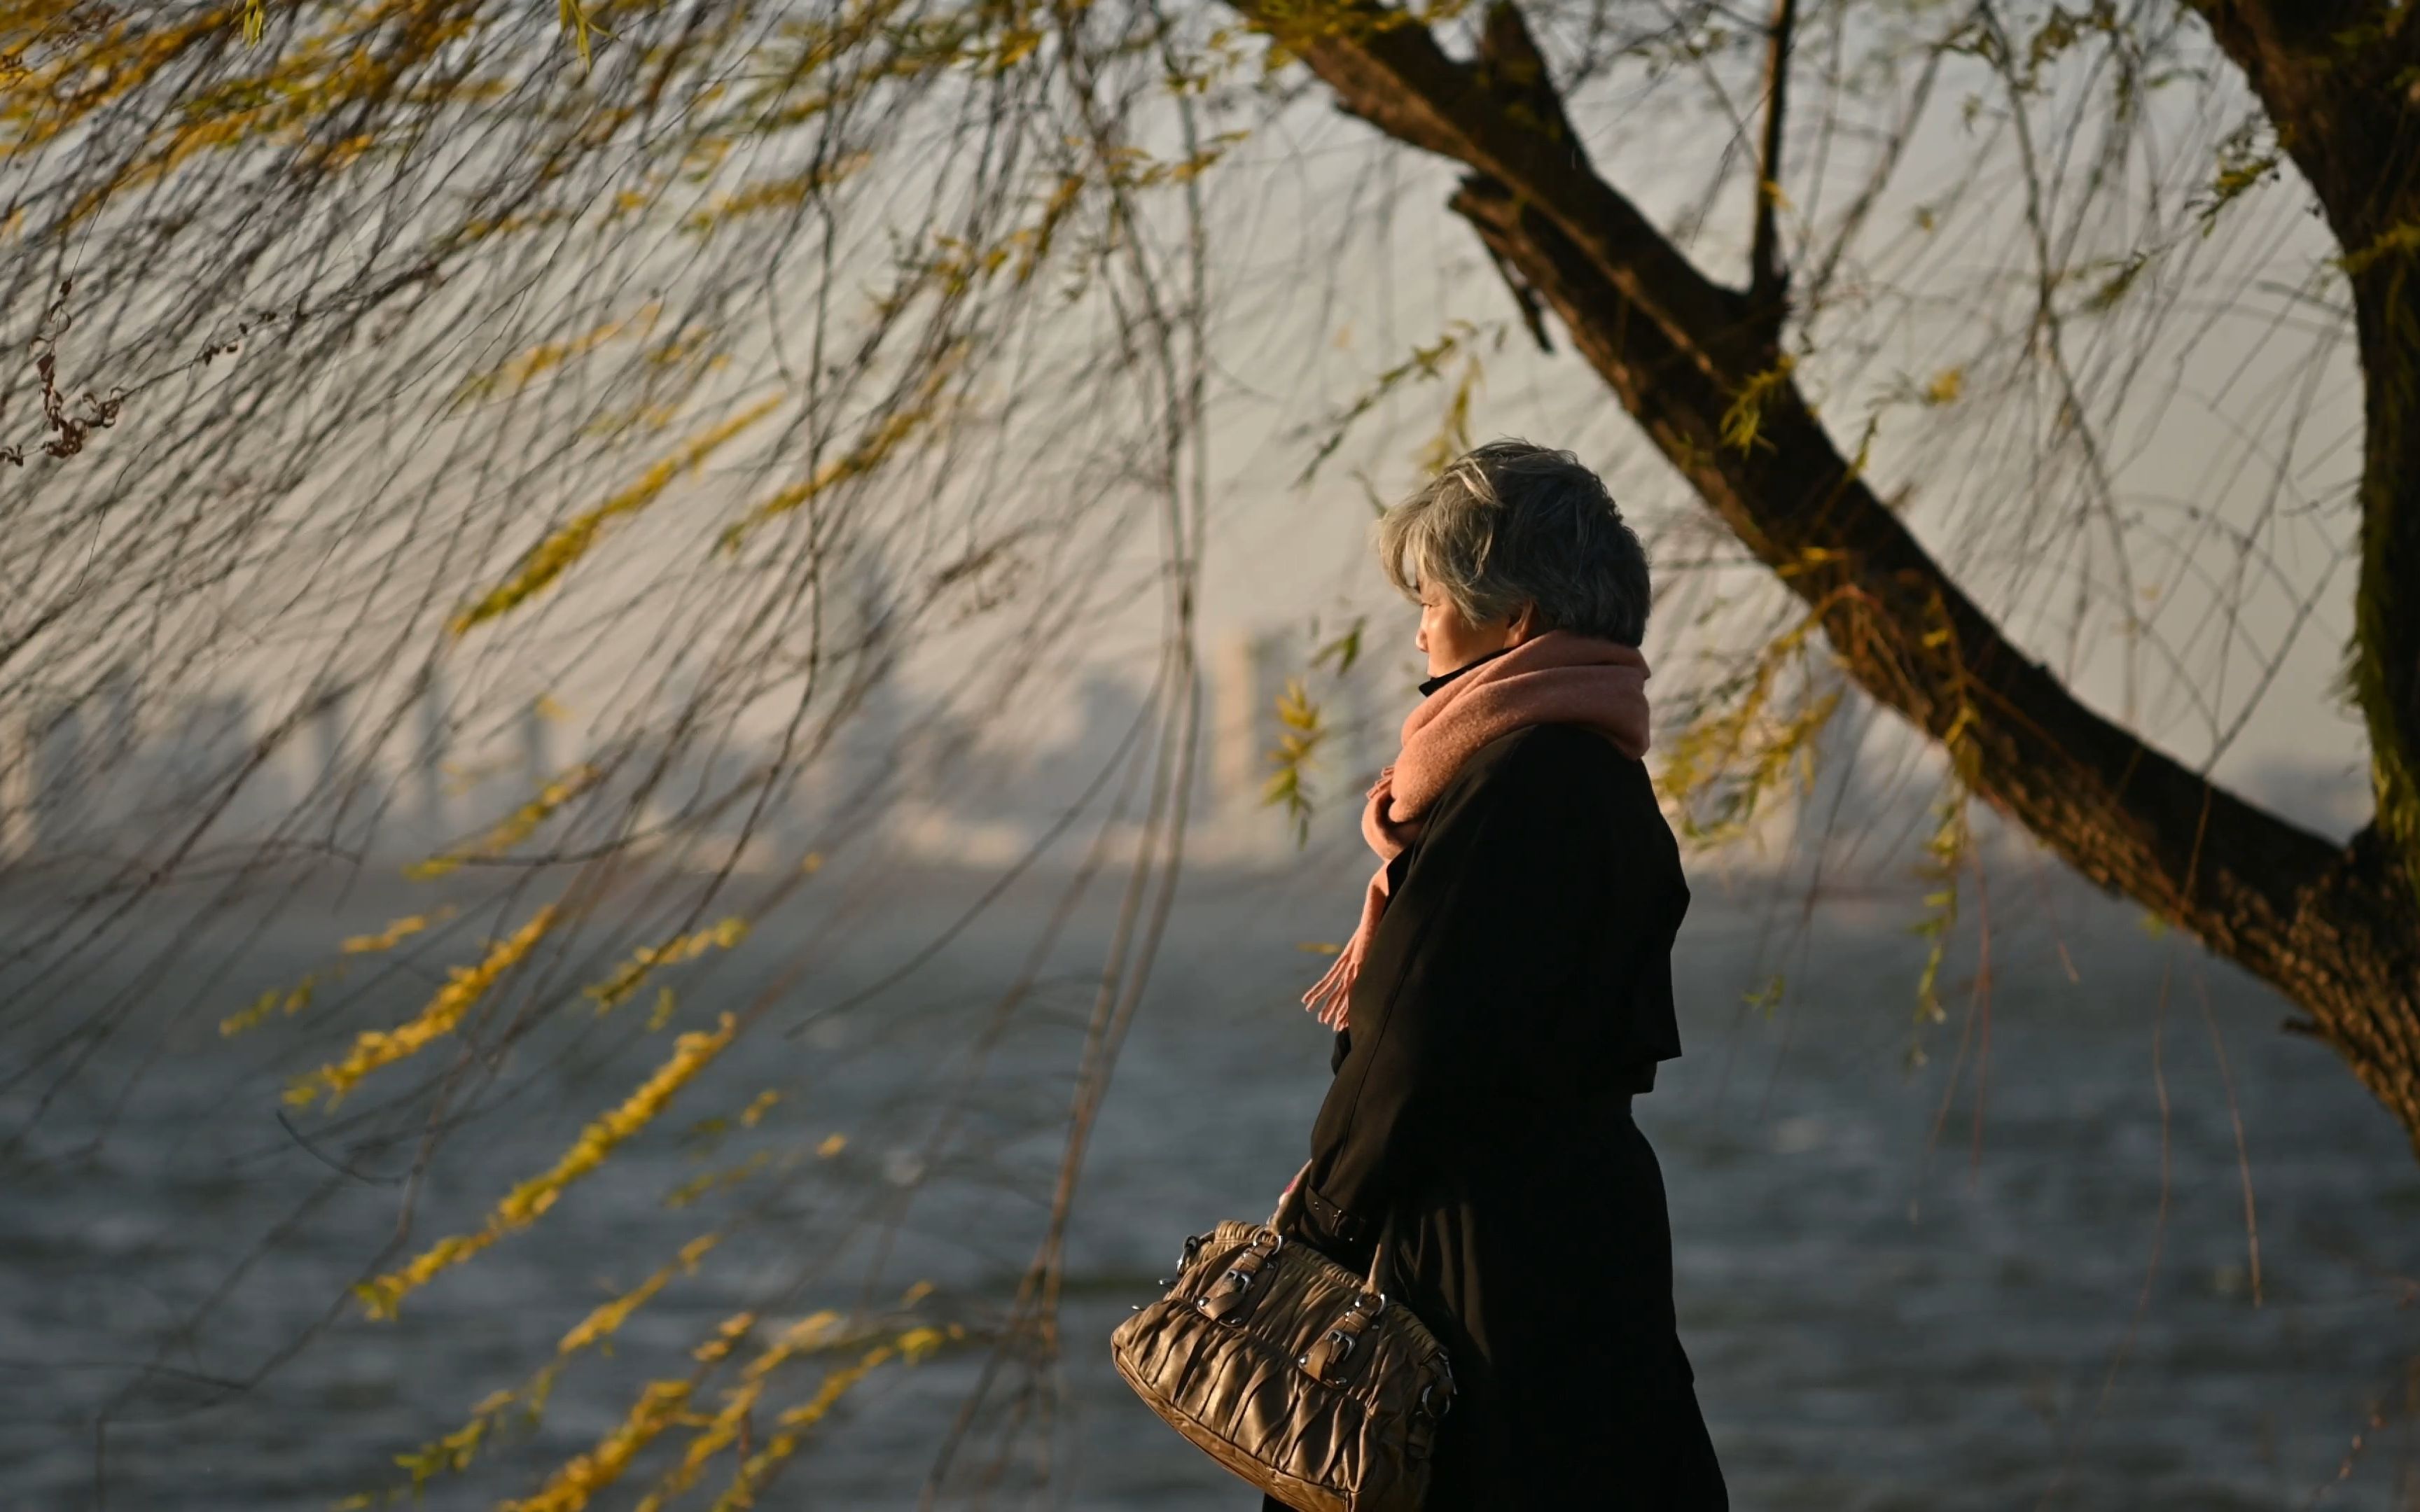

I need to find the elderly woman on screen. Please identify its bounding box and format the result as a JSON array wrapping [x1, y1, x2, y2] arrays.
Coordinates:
[[1267, 440, 1725, 1509]]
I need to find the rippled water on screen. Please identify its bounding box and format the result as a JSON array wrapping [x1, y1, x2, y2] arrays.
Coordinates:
[[4, 858, 2416, 1510]]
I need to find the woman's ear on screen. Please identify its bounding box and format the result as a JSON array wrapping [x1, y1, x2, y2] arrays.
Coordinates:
[[1507, 601, 1541, 643]]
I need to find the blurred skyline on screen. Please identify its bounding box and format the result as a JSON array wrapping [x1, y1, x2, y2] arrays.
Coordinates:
[[0, 611, 2371, 885]]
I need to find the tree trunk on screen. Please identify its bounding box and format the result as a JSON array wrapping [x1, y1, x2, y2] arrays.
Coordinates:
[[1232, 0, 2420, 1156]]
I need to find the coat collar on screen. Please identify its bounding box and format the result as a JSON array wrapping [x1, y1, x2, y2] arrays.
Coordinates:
[[1417, 644, 1515, 698]]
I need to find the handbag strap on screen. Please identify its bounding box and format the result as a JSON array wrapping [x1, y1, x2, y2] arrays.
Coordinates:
[[1267, 1159, 1398, 1299]]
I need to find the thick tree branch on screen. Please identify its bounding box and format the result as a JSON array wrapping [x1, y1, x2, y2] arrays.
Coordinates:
[[1263, 0, 1760, 377], [1748, 0, 1797, 335], [2181, 1, 2420, 907]]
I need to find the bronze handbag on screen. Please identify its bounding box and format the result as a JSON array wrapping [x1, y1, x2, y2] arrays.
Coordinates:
[[1109, 1161, 1457, 1512]]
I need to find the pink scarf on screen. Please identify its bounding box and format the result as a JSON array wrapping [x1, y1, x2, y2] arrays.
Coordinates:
[[1300, 628, 1652, 1029]]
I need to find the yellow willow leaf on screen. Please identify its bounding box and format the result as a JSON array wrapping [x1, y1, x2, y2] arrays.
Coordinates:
[[52, 5, 480, 218], [2339, 220, 2420, 277], [662, 1149, 769, 1209], [312, 131, 377, 172], [586, 917, 751, 1012], [718, 360, 957, 553], [644, 323, 719, 368], [738, 1089, 780, 1127], [635, 1310, 845, 1511], [576, 398, 684, 441], [559, 0, 599, 71], [681, 154, 873, 237], [711, 1346, 891, 1510], [452, 397, 784, 635], [695, 1310, 756, 1363], [355, 1016, 738, 1320], [454, 302, 662, 405], [1924, 368, 1965, 406], [352, 1357, 567, 1506], [815, 1132, 845, 1158], [634, 1380, 765, 1512], [896, 1325, 950, 1361], [708, 1322, 959, 1510], [6, 10, 221, 155], [407, 764, 601, 880], [558, 1234, 720, 1355], [1653, 604, 1840, 850], [647, 988, 678, 1031], [340, 907, 455, 953], [749, 1311, 844, 1378], [1720, 354, 1797, 454], [505, 1378, 693, 1512], [286, 906, 558, 1110], [218, 972, 319, 1037]]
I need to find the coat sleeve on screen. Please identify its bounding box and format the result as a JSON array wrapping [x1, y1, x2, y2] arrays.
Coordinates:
[[1292, 727, 1608, 1264]]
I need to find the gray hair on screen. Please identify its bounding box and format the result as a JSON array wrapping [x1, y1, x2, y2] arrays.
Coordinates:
[[1375, 438, 1650, 647]]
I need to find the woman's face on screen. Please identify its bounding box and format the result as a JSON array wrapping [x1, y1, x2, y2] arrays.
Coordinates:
[[1416, 586, 1536, 678]]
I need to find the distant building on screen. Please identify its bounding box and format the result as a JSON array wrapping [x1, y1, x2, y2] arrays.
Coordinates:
[[1069, 666, 1150, 778], [90, 665, 139, 831], [1207, 626, 1292, 818], [827, 668, 905, 839], [29, 702, 84, 855], [146, 690, 255, 841], [0, 706, 27, 860], [516, 697, 551, 794], [309, 687, 348, 802], [809, 539, 908, 841], [414, 667, 449, 838]]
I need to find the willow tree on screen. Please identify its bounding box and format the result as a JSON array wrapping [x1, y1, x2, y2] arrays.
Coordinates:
[[0, 0, 2402, 1504], [1241, 0, 2420, 1144]]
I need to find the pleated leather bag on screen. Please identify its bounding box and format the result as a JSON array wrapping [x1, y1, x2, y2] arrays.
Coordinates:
[[1109, 1161, 1457, 1512]]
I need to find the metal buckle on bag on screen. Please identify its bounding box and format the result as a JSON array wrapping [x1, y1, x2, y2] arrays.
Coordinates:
[[1298, 1287, 1389, 1382], [1193, 1233, 1278, 1324], [1421, 1355, 1457, 1420], [1298, 1326, 1357, 1373]]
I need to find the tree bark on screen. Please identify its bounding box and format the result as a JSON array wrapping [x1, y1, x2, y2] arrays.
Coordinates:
[[1234, 0, 2420, 1154]]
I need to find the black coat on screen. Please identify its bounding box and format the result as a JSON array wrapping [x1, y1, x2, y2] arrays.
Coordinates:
[[1265, 720, 1725, 1511]]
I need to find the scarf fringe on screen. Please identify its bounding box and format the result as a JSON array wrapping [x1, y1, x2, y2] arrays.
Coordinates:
[[1300, 934, 1362, 1030]]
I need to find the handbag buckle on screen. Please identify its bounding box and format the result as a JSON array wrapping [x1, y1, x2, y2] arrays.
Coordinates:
[[1193, 1236, 1279, 1325], [1298, 1291, 1386, 1384], [1297, 1326, 1358, 1376], [1421, 1355, 1458, 1420]]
